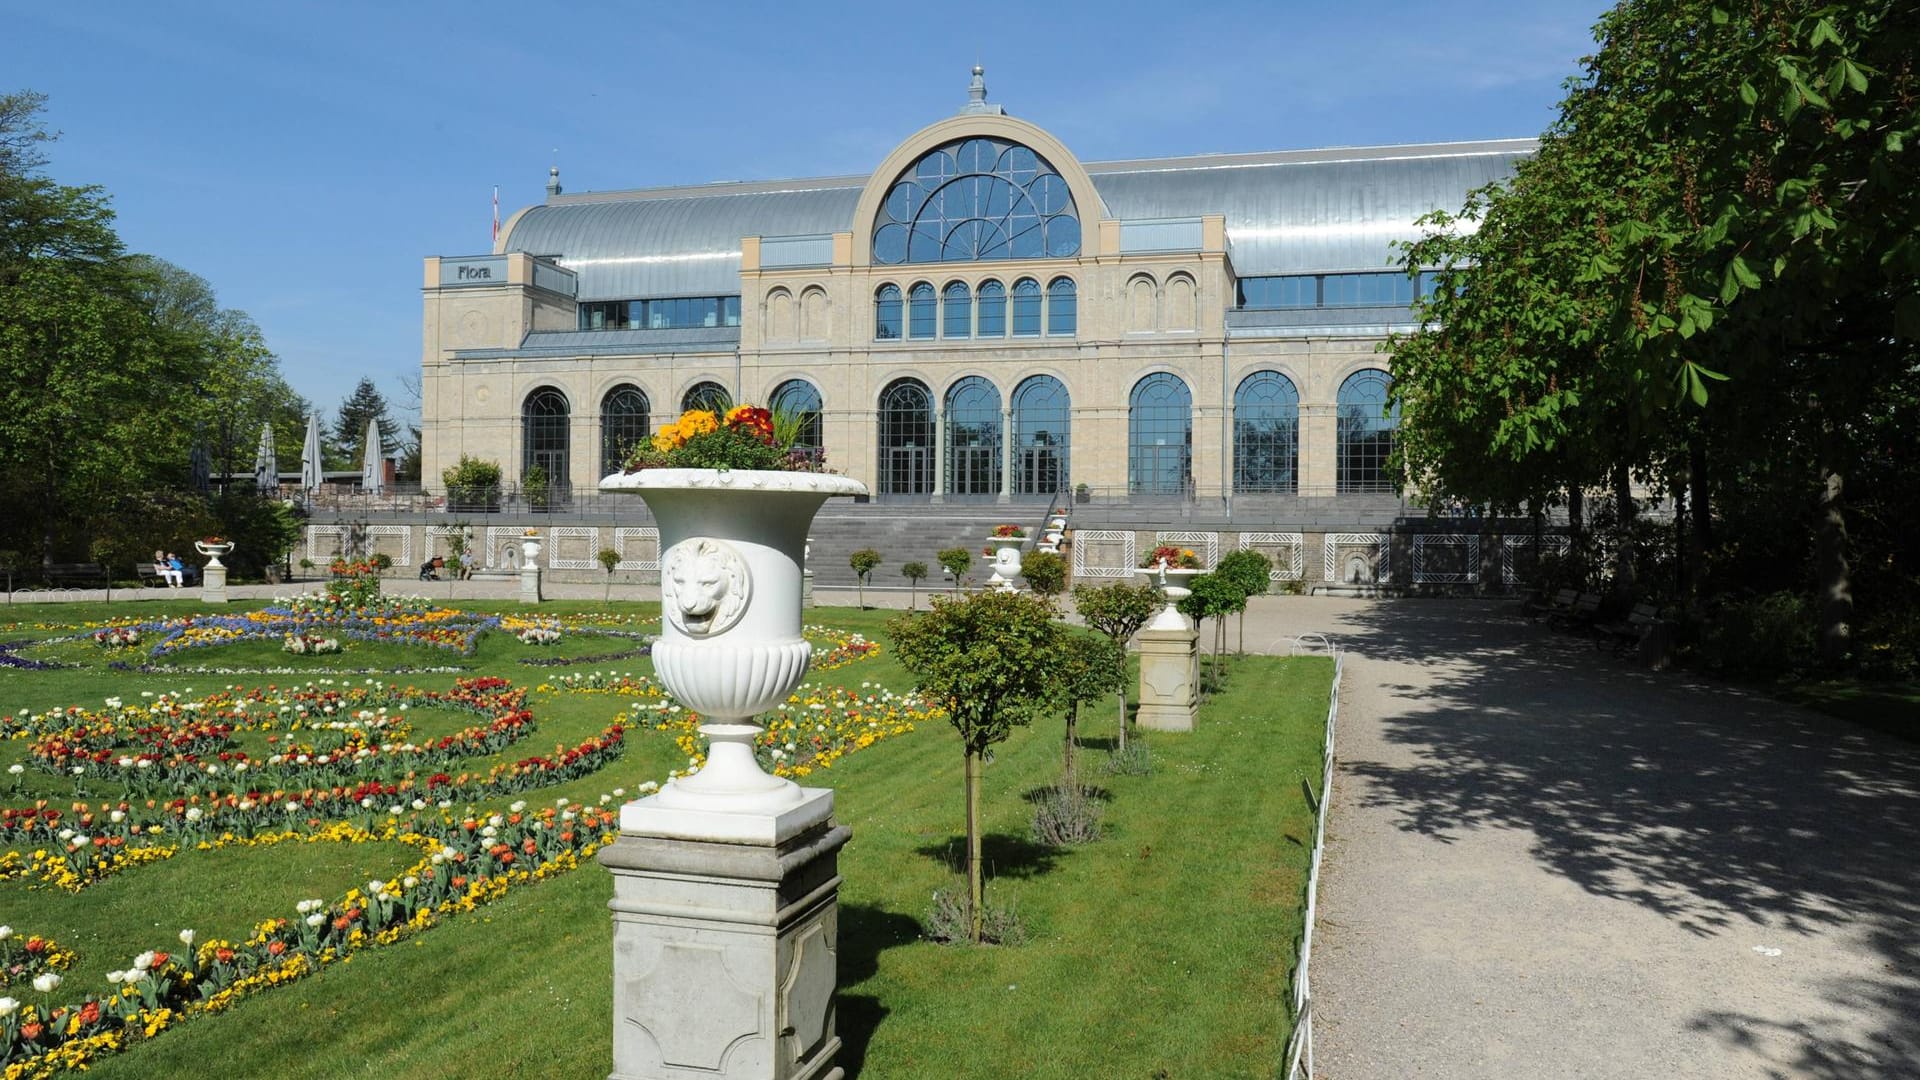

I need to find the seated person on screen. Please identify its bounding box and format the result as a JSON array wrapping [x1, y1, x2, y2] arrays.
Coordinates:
[[154, 550, 181, 587], [164, 553, 189, 588]]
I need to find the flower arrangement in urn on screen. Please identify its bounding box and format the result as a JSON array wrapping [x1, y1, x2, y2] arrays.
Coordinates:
[[622, 404, 821, 473], [990, 524, 1026, 539], [1140, 544, 1202, 569]]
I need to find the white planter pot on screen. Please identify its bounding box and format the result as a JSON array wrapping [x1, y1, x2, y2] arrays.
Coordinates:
[[601, 468, 867, 814], [1135, 562, 1202, 631], [984, 537, 1025, 591], [519, 536, 542, 564], [193, 540, 235, 570]]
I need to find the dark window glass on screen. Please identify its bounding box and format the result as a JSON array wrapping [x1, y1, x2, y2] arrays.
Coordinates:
[[600, 385, 650, 477], [724, 296, 742, 326], [1128, 374, 1192, 496], [770, 379, 823, 465], [977, 280, 1006, 336], [875, 284, 903, 340], [1011, 278, 1041, 336], [1236, 277, 1317, 309], [1011, 374, 1069, 499], [944, 376, 1002, 498], [870, 136, 1080, 264], [1232, 371, 1299, 494], [908, 282, 936, 339], [877, 378, 935, 496], [1324, 272, 1414, 307], [681, 381, 732, 414], [579, 296, 741, 330], [522, 387, 570, 495], [942, 282, 971, 339], [1337, 369, 1400, 494], [1046, 277, 1076, 336]]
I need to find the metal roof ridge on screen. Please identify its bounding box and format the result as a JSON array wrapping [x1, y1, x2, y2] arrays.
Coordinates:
[[549, 175, 870, 205]]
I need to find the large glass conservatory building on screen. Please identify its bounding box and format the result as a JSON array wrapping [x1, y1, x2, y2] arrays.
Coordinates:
[[420, 70, 1530, 507]]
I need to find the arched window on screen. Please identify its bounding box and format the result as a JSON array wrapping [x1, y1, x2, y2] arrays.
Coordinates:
[[871, 137, 1081, 264], [1011, 278, 1041, 336], [944, 376, 1002, 499], [770, 378, 823, 465], [1011, 374, 1070, 499], [682, 381, 732, 415], [799, 287, 829, 341], [522, 386, 570, 498], [1046, 277, 1076, 336], [977, 280, 1006, 337], [1233, 371, 1299, 494], [1128, 373, 1191, 496], [1337, 369, 1400, 494], [908, 283, 936, 340], [875, 284, 902, 340], [942, 282, 971, 339], [599, 384, 649, 478], [877, 379, 935, 497]]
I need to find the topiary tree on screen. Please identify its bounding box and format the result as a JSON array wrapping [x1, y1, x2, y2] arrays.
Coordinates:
[[1070, 580, 1161, 751], [1056, 632, 1126, 784], [1177, 572, 1248, 692], [849, 548, 882, 609], [889, 590, 1068, 943], [597, 547, 621, 602], [1020, 549, 1067, 599], [1215, 549, 1273, 654], [901, 561, 928, 611], [936, 546, 973, 594]]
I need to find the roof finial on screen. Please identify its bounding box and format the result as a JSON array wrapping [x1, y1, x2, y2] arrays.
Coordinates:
[[959, 63, 1004, 116], [546, 165, 562, 197]]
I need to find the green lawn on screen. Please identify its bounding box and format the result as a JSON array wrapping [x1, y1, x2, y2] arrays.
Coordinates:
[[1780, 677, 1920, 743], [1, 599, 1330, 1079]]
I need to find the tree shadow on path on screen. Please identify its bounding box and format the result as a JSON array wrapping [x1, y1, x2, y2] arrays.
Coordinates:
[[1330, 599, 1920, 1079]]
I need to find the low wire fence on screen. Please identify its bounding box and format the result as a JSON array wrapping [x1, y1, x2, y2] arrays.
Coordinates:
[[1283, 640, 1343, 1079]]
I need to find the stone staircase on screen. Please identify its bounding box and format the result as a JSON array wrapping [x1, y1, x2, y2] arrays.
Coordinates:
[[805, 504, 1060, 591]]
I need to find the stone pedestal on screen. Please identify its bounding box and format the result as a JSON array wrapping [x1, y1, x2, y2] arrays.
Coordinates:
[[200, 564, 228, 605], [1135, 627, 1198, 731], [802, 570, 814, 609], [519, 565, 543, 603], [600, 788, 848, 1080]]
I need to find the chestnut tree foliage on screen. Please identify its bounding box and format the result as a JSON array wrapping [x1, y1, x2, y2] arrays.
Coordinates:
[[1389, 1, 1919, 662]]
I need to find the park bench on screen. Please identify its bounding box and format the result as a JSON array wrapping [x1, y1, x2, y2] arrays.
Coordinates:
[[1598, 601, 1664, 653], [1528, 587, 1578, 622], [136, 561, 169, 588], [1550, 591, 1605, 633], [42, 562, 107, 588]]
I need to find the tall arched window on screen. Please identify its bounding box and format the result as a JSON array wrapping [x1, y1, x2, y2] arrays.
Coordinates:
[[1337, 369, 1400, 494], [682, 381, 732, 415], [1046, 277, 1076, 336], [877, 378, 935, 497], [942, 282, 971, 338], [769, 378, 823, 464], [944, 376, 1002, 499], [1233, 371, 1299, 494], [871, 137, 1081, 264], [875, 284, 903, 340], [908, 283, 936, 340], [599, 384, 650, 478], [1011, 278, 1041, 336], [522, 386, 570, 496], [1128, 373, 1191, 496], [977, 280, 1006, 337], [1011, 374, 1070, 499]]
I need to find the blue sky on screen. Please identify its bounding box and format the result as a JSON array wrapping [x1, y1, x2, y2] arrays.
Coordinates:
[[8, 0, 1606, 426]]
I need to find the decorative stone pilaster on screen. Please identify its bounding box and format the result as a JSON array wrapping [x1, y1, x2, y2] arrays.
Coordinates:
[[1135, 627, 1198, 731], [520, 533, 543, 603]]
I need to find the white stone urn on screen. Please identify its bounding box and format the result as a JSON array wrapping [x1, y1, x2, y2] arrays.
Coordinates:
[[1135, 559, 1202, 631], [983, 534, 1026, 591], [193, 539, 235, 569], [600, 468, 867, 826], [519, 532, 542, 564]]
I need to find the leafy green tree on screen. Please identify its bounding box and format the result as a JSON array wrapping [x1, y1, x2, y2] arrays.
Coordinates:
[[1020, 549, 1067, 598], [936, 546, 972, 593], [1177, 573, 1248, 690], [1216, 549, 1273, 653], [900, 560, 928, 611], [849, 548, 882, 609], [597, 547, 621, 602], [1070, 580, 1161, 751], [1056, 633, 1125, 784], [889, 590, 1068, 943], [442, 456, 501, 511]]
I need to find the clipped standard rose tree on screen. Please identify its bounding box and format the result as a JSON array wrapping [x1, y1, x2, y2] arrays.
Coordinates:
[[889, 590, 1068, 944], [901, 560, 928, 611], [1071, 580, 1161, 751], [1215, 548, 1273, 653], [849, 547, 882, 609]]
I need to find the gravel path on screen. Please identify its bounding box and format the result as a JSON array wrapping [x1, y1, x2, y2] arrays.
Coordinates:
[[1249, 597, 1920, 1079]]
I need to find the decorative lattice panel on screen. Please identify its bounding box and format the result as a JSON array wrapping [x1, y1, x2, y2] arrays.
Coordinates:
[[1238, 532, 1305, 581], [1411, 535, 1478, 583], [363, 525, 413, 567], [1323, 533, 1390, 584], [423, 526, 475, 564], [1501, 535, 1571, 585], [1154, 531, 1220, 570], [613, 528, 660, 572], [546, 527, 601, 570], [305, 525, 349, 563], [1072, 530, 1137, 579], [485, 526, 527, 570]]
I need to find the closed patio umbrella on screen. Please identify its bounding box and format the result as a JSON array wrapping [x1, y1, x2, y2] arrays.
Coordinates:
[[300, 414, 323, 492], [362, 417, 384, 495], [253, 422, 277, 494]]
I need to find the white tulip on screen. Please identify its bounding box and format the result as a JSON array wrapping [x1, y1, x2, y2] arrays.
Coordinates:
[[0, 997, 16, 1017], [0, 926, 11, 941], [179, 929, 195, 946], [134, 951, 156, 971], [32, 973, 60, 994], [306, 913, 325, 928]]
